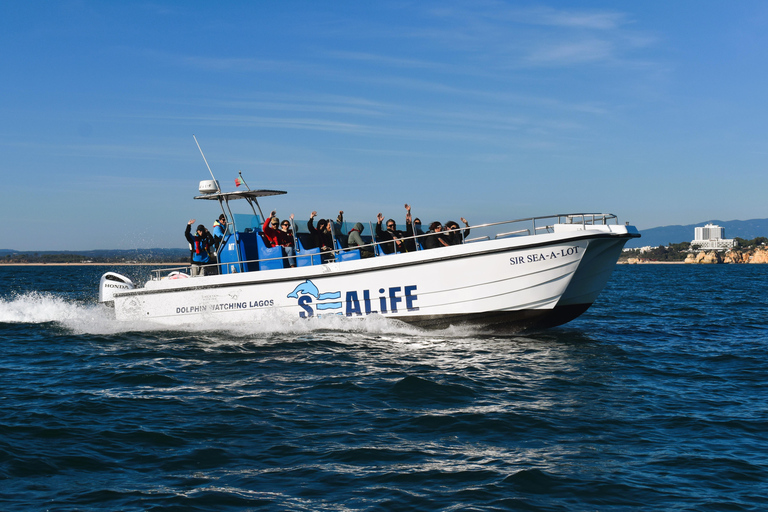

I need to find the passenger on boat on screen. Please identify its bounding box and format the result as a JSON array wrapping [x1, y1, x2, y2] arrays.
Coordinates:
[[262, 213, 281, 246], [263, 211, 296, 267], [413, 218, 424, 236], [279, 215, 297, 267], [412, 216, 425, 250], [423, 221, 450, 250], [308, 211, 335, 261], [185, 219, 214, 276], [404, 204, 417, 252], [333, 211, 345, 246], [375, 213, 412, 254], [347, 222, 375, 258], [209, 214, 227, 274], [445, 218, 470, 245], [212, 214, 227, 248]]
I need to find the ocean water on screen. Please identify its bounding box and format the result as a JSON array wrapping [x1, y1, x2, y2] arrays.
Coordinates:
[[0, 264, 766, 511]]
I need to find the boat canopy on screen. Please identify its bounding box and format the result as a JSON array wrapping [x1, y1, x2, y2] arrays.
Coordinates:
[[194, 189, 287, 201], [193, 189, 288, 265]]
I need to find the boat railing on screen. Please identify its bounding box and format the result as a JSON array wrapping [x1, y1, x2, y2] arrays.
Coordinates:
[[150, 212, 621, 280], [494, 229, 530, 239]]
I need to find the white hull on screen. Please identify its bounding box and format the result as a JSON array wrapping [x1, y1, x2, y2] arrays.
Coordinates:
[[110, 223, 638, 332]]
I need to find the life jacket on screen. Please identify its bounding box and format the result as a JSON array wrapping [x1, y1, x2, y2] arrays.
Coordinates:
[[192, 236, 211, 262]]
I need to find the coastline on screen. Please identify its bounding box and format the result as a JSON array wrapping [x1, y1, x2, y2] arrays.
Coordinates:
[[0, 262, 186, 267], [617, 261, 685, 265]]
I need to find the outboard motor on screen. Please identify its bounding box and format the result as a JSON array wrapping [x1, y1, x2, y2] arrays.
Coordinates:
[[98, 272, 135, 306]]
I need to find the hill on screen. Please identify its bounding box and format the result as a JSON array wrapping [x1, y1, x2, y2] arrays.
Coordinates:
[[625, 218, 768, 248], [0, 248, 188, 263]]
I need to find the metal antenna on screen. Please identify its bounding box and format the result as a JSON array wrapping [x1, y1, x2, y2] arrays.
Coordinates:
[[193, 135, 220, 192]]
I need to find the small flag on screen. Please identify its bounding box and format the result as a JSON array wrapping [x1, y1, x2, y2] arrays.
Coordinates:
[[235, 177, 243, 187]]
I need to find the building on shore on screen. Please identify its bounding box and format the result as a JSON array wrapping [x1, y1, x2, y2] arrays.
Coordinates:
[[690, 223, 736, 252]]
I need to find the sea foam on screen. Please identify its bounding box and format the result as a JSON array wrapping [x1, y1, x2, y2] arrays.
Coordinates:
[[0, 291, 479, 338]]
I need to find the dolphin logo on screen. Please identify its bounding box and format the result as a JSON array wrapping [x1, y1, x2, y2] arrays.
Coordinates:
[[287, 279, 342, 314], [287, 280, 341, 300]]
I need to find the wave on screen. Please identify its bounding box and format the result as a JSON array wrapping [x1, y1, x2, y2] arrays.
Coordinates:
[[0, 292, 96, 325]]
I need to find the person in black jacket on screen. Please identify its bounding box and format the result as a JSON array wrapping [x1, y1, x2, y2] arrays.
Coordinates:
[[423, 221, 450, 250], [375, 212, 413, 254], [308, 211, 338, 261], [404, 204, 418, 252], [445, 217, 470, 245]]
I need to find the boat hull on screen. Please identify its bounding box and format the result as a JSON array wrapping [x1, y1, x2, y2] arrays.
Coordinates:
[[110, 226, 637, 332]]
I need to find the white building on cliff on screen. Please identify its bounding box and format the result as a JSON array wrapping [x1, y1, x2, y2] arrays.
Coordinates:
[[690, 223, 736, 252]]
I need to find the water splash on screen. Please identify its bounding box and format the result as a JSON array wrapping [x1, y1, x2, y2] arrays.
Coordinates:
[[0, 291, 483, 338], [0, 291, 92, 324]]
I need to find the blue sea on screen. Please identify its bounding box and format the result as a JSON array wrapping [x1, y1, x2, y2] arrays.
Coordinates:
[[1, 264, 766, 511]]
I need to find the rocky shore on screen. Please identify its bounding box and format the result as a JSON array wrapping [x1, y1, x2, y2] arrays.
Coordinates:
[[682, 247, 768, 264], [626, 247, 768, 264]]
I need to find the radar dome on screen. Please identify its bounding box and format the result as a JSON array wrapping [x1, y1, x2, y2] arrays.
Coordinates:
[[198, 180, 219, 194]]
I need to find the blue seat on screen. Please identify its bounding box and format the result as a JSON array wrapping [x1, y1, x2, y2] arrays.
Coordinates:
[[296, 237, 321, 267], [256, 232, 285, 270], [218, 232, 262, 273], [374, 240, 397, 256], [336, 249, 361, 261]]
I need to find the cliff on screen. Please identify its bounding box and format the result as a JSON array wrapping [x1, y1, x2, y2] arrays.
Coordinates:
[[683, 248, 768, 264]]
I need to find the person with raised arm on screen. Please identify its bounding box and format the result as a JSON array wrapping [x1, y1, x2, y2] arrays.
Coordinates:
[[423, 221, 450, 250], [445, 217, 471, 245], [375, 212, 411, 254], [263, 211, 297, 267], [404, 204, 419, 252], [308, 211, 338, 261], [185, 219, 214, 276]]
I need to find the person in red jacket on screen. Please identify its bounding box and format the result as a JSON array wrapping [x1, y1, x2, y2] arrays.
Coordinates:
[[263, 211, 296, 267]]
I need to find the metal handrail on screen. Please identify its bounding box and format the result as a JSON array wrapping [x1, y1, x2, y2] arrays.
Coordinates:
[[151, 212, 622, 280], [495, 229, 530, 239]]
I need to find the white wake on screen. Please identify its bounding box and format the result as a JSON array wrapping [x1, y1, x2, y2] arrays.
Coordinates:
[[0, 292, 480, 338]]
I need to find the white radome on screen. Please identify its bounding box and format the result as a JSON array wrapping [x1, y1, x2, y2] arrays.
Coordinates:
[[198, 180, 219, 194]]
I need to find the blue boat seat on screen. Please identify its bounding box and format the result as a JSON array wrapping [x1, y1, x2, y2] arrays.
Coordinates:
[[374, 241, 397, 256], [218, 232, 262, 273], [336, 249, 361, 261], [256, 232, 285, 270], [296, 237, 321, 267]]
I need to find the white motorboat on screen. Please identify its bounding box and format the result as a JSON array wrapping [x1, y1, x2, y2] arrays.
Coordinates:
[[99, 179, 640, 332]]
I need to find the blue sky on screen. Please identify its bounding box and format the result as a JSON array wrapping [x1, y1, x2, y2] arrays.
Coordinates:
[[3, 1, 767, 250]]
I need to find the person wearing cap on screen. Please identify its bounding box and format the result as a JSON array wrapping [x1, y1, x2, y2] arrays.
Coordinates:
[[185, 219, 214, 276], [263, 211, 297, 267]]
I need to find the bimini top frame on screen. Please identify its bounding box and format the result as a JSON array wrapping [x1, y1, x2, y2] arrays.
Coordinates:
[[194, 189, 287, 263]]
